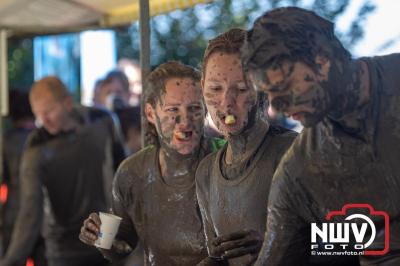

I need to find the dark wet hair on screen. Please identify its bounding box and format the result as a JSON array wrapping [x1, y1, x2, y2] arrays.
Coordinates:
[[144, 61, 201, 145], [202, 28, 246, 76], [242, 7, 351, 73], [104, 70, 130, 92], [145, 61, 201, 107], [202, 28, 267, 115]]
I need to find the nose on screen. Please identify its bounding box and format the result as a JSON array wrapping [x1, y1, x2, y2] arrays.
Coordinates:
[[176, 109, 190, 129], [221, 89, 236, 110]]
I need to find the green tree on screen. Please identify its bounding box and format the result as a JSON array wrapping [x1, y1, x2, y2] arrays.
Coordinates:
[[116, 0, 376, 68], [8, 0, 376, 90], [7, 37, 34, 91]]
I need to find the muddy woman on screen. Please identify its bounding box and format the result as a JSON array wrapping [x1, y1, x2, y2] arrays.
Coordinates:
[[79, 61, 225, 265], [196, 28, 297, 265]]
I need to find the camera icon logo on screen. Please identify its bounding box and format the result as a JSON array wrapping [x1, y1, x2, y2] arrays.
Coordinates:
[[311, 204, 389, 256]]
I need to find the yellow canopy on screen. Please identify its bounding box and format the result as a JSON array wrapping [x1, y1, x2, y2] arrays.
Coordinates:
[[0, 0, 213, 36]]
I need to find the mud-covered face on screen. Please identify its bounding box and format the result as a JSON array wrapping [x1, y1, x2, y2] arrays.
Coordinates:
[[148, 77, 205, 155], [248, 59, 332, 127], [202, 53, 257, 137]]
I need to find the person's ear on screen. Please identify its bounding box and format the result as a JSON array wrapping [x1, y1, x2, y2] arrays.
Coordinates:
[[200, 77, 205, 93], [145, 103, 156, 126], [314, 54, 331, 81]]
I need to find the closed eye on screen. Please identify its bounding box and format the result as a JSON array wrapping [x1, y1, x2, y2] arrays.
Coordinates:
[[238, 85, 249, 92], [166, 107, 178, 112], [207, 86, 222, 92]]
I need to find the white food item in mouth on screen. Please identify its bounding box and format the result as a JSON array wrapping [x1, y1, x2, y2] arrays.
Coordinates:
[[175, 131, 189, 139], [224, 115, 236, 125]]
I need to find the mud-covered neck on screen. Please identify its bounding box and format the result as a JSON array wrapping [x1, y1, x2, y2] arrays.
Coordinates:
[[225, 111, 269, 166], [326, 59, 371, 137], [158, 142, 201, 188]]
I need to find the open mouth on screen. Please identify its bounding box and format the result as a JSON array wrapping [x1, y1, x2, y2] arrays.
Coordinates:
[[174, 131, 193, 141]]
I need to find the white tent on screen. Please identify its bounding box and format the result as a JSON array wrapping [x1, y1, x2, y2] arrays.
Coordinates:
[[0, 0, 213, 114], [0, 0, 213, 36], [0, 0, 213, 178]]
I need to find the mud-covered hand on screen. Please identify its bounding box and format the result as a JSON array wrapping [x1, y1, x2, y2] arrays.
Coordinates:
[[79, 212, 101, 246], [196, 257, 227, 266], [210, 229, 263, 263]]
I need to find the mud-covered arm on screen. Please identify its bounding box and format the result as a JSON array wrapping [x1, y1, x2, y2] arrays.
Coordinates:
[[195, 159, 228, 266], [98, 165, 139, 262], [1, 147, 43, 265], [254, 167, 311, 266]]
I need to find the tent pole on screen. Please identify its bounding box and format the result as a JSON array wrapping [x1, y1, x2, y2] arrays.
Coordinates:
[[0, 29, 8, 184], [139, 0, 151, 147]]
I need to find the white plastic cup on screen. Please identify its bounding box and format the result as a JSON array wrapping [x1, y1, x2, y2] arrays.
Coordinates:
[[94, 212, 122, 249]]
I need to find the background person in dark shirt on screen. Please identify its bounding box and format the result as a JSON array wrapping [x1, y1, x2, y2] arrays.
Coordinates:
[[1, 90, 46, 266], [0, 76, 125, 266], [242, 6, 400, 266]]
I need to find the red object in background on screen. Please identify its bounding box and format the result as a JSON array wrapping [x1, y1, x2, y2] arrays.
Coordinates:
[[0, 184, 8, 203], [26, 258, 34, 266]]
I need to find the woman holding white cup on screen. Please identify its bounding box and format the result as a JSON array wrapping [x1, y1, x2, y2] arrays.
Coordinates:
[[79, 61, 225, 265]]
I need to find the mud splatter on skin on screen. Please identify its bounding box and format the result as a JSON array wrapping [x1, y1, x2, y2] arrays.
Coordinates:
[[203, 92, 220, 108], [203, 53, 258, 136], [155, 108, 204, 158], [156, 113, 174, 144], [151, 77, 205, 161], [155, 105, 204, 186], [248, 58, 347, 127], [202, 52, 267, 170], [242, 7, 369, 129]]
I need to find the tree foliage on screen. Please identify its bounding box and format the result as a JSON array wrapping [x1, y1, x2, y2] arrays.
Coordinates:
[[7, 38, 34, 91], [8, 0, 376, 89], [116, 0, 376, 68]]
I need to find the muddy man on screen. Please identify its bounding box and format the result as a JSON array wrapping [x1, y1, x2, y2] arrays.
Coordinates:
[[242, 7, 400, 266]]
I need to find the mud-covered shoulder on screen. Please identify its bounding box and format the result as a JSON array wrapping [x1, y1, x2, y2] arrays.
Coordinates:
[[273, 127, 311, 184], [362, 53, 400, 95], [195, 148, 221, 192], [267, 124, 298, 164], [113, 145, 157, 197]]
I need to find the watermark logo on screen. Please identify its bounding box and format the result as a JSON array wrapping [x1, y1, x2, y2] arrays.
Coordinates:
[[310, 204, 389, 256]]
